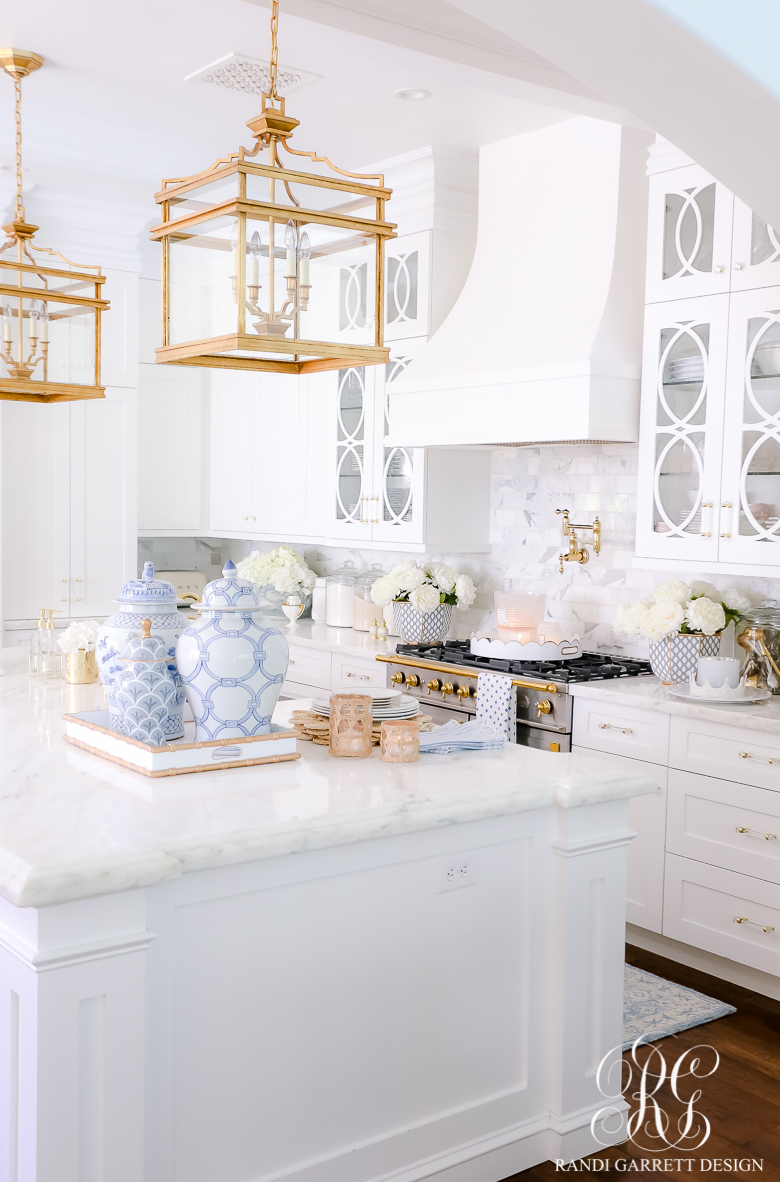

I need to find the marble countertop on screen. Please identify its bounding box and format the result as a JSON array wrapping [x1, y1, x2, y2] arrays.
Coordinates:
[[279, 618, 397, 662], [570, 675, 780, 734], [0, 649, 656, 910]]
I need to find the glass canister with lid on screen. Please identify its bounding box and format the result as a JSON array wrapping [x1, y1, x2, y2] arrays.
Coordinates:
[[325, 560, 358, 628], [736, 600, 780, 693], [353, 562, 386, 632]]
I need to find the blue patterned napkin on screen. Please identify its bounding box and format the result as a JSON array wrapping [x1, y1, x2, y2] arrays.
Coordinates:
[[476, 672, 517, 742], [419, 719, 506, 754]]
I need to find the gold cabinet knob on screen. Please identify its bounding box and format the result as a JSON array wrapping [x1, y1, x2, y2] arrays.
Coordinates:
[[406, 674, 419, 688], [722, 502, 732, 508], [456, 685, 470, 700], [721, 533, 731, 538], [426, 679, 440, 695], [391, 671, 404, 685], [734, 262, 744, 270], [441, 682, 454, 697], [536, 699, 552, 716], [702, 502, 713, 508], [714, 265, 724, 273]]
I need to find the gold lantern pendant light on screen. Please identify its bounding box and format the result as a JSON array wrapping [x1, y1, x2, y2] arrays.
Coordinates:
[[0, 49, 108, 402], [151, 0, 395, 375]]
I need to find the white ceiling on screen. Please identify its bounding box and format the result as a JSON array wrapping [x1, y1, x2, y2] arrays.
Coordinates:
[[0, 0, 638, 215]]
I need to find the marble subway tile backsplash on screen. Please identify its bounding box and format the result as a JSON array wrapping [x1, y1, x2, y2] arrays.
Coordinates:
[[139, 444, 780, 655]]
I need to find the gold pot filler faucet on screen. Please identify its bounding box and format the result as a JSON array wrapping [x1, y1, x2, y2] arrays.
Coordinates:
[[556, 509, 601, 574]]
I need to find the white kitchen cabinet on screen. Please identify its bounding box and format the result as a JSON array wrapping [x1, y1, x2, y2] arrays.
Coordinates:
[[572, 744, 667, 934], [635, 295, 729, 562], [645, 163, 733, 303], [384, 232, 431, 341], [719, 285, 780, 565], [138, 363, 206, 535], [730, 199, 780, 292], [2, 388, 136, 624]]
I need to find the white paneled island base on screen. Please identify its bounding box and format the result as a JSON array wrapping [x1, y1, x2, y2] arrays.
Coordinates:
[[0, 653, 656, 1182]]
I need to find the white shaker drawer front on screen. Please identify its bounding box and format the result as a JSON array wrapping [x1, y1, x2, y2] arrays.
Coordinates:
[[664, 853, 780, 976], [572, 699, 669, 764], [667, 769, 780, 884], [331, 655, 388, 690], [669, 716, 780, 789], [280, 680, 325, 700], [572, 746, 667, 934], [286, 645, 331, 691]]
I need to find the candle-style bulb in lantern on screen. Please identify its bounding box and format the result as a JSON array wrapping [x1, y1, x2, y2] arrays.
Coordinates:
[[284, 219, 297, 278], [248, 230, 261, 288], [2, 305, 12, 344], [39, 302, 49, 343], [298, 231, 311, 287], [230, 222, 239, 279], [28, 301, 39, 344]]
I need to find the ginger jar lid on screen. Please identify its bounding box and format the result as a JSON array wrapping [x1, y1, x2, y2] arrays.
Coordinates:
[[117, 561, 176, 605], [198, 561, 260, 611], [117, 619, 169, 663]]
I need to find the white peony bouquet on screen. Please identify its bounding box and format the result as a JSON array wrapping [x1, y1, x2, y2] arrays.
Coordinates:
[[613, 580, 751, 641], [235, 546, 317, 597], [370, 559, 477, 614], [57, 619, 101, 654]]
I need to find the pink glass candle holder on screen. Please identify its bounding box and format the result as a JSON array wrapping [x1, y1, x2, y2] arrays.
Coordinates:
[[329, 693, 373, 758], [380, 718, 420, 763]]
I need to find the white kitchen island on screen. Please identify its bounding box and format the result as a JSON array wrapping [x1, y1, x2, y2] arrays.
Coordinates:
[[0, 650, 656, 1182]]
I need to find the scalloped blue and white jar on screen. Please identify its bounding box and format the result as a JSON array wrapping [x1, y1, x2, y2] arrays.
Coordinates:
[[96, 562, 186, 739], [175, 561, 289, 741], [114, 621, 178, 747]]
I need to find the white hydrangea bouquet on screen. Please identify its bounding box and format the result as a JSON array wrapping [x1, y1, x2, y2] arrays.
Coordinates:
[[613, 580, 751, 684], [57, 619, 100, 653], [370, 560, 476, 644], [235, 546, 317, 616]]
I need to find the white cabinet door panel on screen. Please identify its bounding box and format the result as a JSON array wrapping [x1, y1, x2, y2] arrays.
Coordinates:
[[384, 231, 431, 341], [287, 644, 331, 691], [635, 295, 729, 561], [645, 165, 732, 303], [664, 853, 780, 975], [669, 715, 780, 791], [331, 654, 388, 690], [101, 269, 139, 388], [667, 768, 780, 884], [572, 745, 667, 934], [571, 698, 670, 764], [209, 374, 254, 534], [138, 364, 202, 532], [731, 199, 780, 292]]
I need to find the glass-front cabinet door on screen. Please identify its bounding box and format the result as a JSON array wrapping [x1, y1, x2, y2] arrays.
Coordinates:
[[636, 296, 729, 561], [329, 364, 376, 541], [646, 165, 733, 303], [384, 232, 431, 341], [720, 287, 780, 566], [372, 340, 425, 543], [730, 199, 780, 292]]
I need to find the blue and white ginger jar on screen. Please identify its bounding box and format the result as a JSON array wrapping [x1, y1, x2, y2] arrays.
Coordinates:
[[96, 562, 186, 739], [114, 620, 178, 747], [176, 560, 289, 741]]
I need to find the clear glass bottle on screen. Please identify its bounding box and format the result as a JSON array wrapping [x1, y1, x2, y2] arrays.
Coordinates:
[[28, 608, 45, 677], [38, 609, 63, 679]]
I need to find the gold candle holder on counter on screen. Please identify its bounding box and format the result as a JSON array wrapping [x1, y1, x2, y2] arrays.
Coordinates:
[[65, 649, 98, 685], [329, 694, 373, 759], [380, 718, 419, 763]]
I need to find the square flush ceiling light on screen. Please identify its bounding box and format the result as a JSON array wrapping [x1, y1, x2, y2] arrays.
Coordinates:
[[184, 52, 321, 97]]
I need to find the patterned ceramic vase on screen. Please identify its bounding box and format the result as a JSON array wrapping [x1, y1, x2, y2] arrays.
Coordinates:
[[113, 620, 178, 746], [648, 632, 722, 685], [393, 601, 453, 645], [96, 562, 186, 739], [176, 561, 289, 741]]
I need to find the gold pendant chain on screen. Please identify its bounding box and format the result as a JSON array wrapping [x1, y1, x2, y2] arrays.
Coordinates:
[[14, 75, 24, 221], [269, 0, 279, 100]]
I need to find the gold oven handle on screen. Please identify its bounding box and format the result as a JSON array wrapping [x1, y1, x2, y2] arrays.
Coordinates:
[[375, 653, 558, 694]]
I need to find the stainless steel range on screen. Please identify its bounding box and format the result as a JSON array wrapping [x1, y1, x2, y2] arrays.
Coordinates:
[[377, 641, 652, 752]]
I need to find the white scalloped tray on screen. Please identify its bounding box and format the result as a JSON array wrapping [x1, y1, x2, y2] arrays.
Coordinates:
[[470, 635, 582, 661]]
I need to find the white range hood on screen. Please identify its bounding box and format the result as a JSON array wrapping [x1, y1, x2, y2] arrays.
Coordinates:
[[387, 117, 651, 447]]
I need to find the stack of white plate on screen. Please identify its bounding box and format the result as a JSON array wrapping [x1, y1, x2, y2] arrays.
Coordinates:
[[666, 356, 704, 383], [311, 687, 419, 719]]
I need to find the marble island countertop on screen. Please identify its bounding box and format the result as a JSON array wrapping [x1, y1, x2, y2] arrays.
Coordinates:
[[0, 648, 656, 910], [570, 674, 780, 734]]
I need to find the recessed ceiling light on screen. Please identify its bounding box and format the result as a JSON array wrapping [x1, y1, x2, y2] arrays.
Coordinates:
[[394, 88, 431, 101]]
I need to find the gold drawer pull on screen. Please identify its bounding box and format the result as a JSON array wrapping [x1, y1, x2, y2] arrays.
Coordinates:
[[736, 826, 778, 841], [346, 672, 370, 680], [734, 915, 775, 934], [599, 722, 634, 734], [739, 751, 780, 765]]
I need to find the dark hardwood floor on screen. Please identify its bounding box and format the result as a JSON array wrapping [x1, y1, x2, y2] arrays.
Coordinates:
[[503, 944, 780, 1180]]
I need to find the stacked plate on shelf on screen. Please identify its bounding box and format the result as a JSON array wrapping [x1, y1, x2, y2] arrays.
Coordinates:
[[666, 356, 705, 383], [311, 687, 419, 720]]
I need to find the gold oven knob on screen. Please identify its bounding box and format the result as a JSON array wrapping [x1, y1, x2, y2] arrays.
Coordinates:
[[426, 679, 440, 695], [441, 682, 454, 697], [536, 699, 553, 716], [406, 674, 419, 687], [391, 672, 404, 685], [456, 685, 470, 701]]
